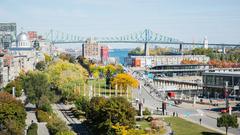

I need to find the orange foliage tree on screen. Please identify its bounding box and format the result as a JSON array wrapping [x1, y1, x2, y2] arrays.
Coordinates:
[[208, 59, 240, 68]]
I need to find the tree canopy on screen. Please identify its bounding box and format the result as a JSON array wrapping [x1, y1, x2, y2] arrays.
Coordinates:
[[0, 92, 26, 135], [22, 71, 51, 105], [47, 60, 88, 100], [85, 97, 136, 135], [217, 113, 239, 135], [111, 73, 139, 90], [36, 61, 47, 71], [4, 77, 23, 97]]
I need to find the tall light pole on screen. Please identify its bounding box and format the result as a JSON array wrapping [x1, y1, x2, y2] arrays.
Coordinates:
[[225, 81, 229, 109], [115, 84, 117, 96]]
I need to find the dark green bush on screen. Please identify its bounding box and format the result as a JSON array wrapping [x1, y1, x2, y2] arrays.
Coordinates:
[[74, 96, 90, 112], [143, 108, 151, 115], [73, 110, 85, 119], [39, 103, 52, 113], [47, 116, 69, 135], [56, 130, 75, 135], [27, 123, 38, 135], [38, 96, 53, 113], [36, 110, 50, 122]]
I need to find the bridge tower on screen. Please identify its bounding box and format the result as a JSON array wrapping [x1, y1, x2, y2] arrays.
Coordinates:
[[143, 29, 150, 56], [144, 43, 149, 56], [179, 44, 183, 55], [203, 36, 208, 49]]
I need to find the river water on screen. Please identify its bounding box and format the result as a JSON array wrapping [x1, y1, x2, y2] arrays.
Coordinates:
[[109, 49, 130, 64]]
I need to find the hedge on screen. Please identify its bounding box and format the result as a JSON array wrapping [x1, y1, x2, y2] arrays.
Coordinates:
[[27, 123, 38, 135], [36, 110, 50, 122]]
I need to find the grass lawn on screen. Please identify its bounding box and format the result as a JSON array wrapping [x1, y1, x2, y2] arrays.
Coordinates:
[[136, 120, 150, 129], [136, 120, 166, 135], [163, 117, 223, 135]]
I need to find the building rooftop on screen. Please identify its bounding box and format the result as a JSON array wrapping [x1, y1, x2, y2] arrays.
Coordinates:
[[152, 64, 208, 67], [203, 71, 240, 76]]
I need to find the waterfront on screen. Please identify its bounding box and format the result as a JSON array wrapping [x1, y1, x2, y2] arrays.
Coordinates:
[[109, 49, 129, 64]]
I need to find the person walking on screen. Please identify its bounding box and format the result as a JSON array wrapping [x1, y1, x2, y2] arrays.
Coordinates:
[[199, 118, 202, 125]]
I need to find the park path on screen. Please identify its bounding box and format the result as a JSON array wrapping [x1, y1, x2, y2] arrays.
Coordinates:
[[17, 93, 49, 135], [52, 103, 89, 135], [25, 103, 50, 135]]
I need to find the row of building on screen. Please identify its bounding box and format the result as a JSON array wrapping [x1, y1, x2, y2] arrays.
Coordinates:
[[125, 55, 210, 67], [0, 23, 53, 89], [82, 38, 117, 64]]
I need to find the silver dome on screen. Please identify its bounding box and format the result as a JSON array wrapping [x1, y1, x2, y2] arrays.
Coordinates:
[[17, 32, 29, 41]]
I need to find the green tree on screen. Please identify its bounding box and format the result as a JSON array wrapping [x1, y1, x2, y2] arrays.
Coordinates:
[[86, 97, 136, 135], [217, 113, 239, 135], [128, 47, 144, 55], [47, 60, 88, 101], [4, 77, 23, 97], [22, 71, 51, 106], [35, 61, 46, 71], [0, 92, 27, 135], [33, 40, 40, 50], [74, 96, 90, 113]]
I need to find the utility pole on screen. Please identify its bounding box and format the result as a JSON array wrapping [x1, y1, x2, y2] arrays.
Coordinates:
[[115, 84, 117, 96], [12, 87, 15, 97], [225, 81, 229, 109]]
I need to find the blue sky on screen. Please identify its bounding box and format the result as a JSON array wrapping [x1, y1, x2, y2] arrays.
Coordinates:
[[1, 0, 240, 48]]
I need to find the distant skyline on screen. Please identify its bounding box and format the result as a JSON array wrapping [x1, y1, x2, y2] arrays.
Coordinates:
[[1, 0, 240, 48]]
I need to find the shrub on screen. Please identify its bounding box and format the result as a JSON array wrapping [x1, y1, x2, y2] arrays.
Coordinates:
[[143, 108, 151, 116], [47, 116, 69, 135], [38, 96, 53, 113], [39, 103, 52, 113], [72, 110, 85, 119], [27, 123, 38, 135], [74, 96, 90, 112], [151, 119, 164, 130], [56, 130, 75, 135], [36, 110, 50, 122]]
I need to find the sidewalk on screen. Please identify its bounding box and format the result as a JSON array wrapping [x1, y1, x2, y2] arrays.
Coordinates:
[[25, 103, 49, 135]]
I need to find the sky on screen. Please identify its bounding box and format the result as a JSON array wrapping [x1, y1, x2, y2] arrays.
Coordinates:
[[1, 0, 240, 48]]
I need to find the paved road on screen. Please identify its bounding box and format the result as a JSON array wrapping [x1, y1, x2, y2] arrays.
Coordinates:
[[18, 92, 49, 135], [25, 103, 50, 135], [52, 103, 89, 135], [132, 76, 239, 135]]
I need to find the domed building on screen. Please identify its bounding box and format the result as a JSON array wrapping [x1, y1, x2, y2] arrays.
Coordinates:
[[9, 31, 36, 72], [16, 32, 32, 48]]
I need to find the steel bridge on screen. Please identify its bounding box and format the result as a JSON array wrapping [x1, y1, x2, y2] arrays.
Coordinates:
[[43, 29, 240, 56]]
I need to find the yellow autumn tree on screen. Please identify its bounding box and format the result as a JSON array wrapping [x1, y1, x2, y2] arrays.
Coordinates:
[[111, 73, 139, 90], [44, 53, 52, 63], [47, 60, 88, 100]]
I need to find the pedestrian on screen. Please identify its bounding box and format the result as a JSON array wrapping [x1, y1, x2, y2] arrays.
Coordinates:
[[199, 118, 202, 125]]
